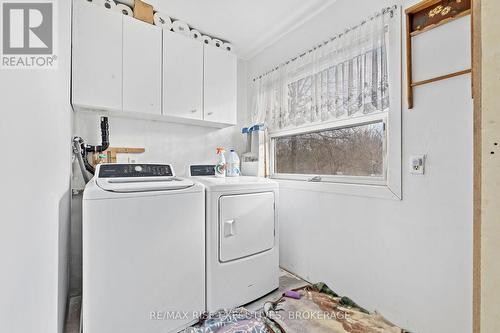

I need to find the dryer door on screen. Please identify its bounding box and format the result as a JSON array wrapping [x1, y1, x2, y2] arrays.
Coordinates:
[[219, 192, 275, 262]]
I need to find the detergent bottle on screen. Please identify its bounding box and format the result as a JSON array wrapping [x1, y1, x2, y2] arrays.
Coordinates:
[[226, 149, 241, 177], [215, 147, 226, 178]]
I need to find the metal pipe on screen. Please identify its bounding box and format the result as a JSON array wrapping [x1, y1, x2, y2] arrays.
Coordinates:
[[73, 116, 111, 179], [85, 116, 109, 153]]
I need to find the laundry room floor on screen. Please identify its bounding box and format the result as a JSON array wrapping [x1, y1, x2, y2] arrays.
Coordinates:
[[244, 269, 309, 312], [64, 269, 308, 333]]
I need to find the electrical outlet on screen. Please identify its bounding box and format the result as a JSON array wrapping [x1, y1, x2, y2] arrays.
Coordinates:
[[410, 155, 425, 175]]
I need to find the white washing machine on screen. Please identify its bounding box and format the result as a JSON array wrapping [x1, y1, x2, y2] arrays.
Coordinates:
[[83, 164, 205, 333], [189, 165, 279, 312]]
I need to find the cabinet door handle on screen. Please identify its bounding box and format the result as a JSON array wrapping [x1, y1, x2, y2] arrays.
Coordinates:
[[207, 112, 213, 116], [189, 109, 197, 113]]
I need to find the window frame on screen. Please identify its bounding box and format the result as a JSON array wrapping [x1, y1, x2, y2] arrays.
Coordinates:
[[268, 7, 402, 200], [270, 113, 388, 186]]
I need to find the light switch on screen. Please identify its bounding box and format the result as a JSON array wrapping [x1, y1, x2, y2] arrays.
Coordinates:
[[410, 155, 425, 175]]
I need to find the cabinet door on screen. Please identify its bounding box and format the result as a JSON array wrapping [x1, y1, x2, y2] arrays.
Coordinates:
[[203, 46, 237, 124], [163, 31, 203, 120], [122, 16, 162, 115], [72, 0, 122, 111]]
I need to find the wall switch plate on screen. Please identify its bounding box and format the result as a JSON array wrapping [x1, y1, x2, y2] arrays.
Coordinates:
[[410, 155, 425, 175]]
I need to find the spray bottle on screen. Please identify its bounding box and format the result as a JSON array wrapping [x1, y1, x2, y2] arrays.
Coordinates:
[[215, 147, 226, 178]]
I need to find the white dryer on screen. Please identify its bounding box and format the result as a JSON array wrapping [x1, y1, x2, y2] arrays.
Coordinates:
[[189, 165, 279, 312], [83, 164, 205, 333]]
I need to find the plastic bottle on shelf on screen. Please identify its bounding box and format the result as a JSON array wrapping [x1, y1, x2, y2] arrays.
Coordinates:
[[215, 147, 226, 178], [226, 149, 241, 177]]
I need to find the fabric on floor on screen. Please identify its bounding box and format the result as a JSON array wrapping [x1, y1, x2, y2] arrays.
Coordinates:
[[265, 283, 405, 333], [185, 282, 407, 333], [310, 282, 369, 314], [184, 308, 271, 333]]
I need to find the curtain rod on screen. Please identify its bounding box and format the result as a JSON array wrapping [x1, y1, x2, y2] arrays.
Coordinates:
[[252, 4, 398, 82]]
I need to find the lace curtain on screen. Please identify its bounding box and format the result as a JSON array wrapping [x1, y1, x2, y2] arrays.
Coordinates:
[[251, 8, 393, 131]]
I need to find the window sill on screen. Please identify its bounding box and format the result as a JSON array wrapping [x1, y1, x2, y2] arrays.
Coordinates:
[[273, 178, 402, 200]]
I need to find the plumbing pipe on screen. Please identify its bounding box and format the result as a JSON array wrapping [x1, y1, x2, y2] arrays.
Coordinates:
[[73, 137, 92, 183], [85, 116, 109, 153]]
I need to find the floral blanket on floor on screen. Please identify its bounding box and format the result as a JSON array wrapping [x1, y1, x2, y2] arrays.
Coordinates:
[[185, 283, 408, 333], [264, 283, 407, 333], [184, 309, 270, 333]]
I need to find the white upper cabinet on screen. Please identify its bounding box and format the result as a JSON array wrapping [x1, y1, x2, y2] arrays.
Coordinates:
[[163, 31, 203, 120], [72, 0, 122, 111], [203, 45, 237, 125], [123, 16, 162, 115], [71, 0, 238, 127]]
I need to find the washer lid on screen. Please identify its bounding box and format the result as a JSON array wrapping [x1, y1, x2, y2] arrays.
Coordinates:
[[96, 177, 194, 193]]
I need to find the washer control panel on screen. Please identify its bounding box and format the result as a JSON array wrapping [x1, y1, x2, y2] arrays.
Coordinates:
[[98, 164, 174, 178], [190, 165, 215, 176]]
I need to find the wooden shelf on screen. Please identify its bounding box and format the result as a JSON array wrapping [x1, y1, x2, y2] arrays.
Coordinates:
[[409, 9, 471, 37], [405, 0, 472, 109], [411, 69, 472, 87]]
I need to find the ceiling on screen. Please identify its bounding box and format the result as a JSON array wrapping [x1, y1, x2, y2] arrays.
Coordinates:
[[146, 0, 337, 59]]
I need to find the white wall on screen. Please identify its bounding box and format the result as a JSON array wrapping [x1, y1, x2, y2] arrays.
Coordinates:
[[247, 1, 472, 332], [0, 1, 72, 333]]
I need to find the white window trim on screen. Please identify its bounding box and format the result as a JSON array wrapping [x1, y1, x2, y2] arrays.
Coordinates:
[[268, 7, 402, 200], [270, 113, 388, 186]]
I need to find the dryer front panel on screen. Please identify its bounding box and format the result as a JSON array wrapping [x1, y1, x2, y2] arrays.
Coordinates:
[[218, 192, 275, 262]]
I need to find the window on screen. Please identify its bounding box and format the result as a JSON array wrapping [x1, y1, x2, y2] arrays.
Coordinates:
[[274, 121, 385, 181], [271, 115, 388, 185], [256, 6, 401, 198], [271, 45, 390, 186], [285, 45, 390, 127]]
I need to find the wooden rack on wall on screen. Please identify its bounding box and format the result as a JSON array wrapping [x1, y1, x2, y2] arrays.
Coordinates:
[[405, 0, 472, 109], [92, 147, 145, 165]]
